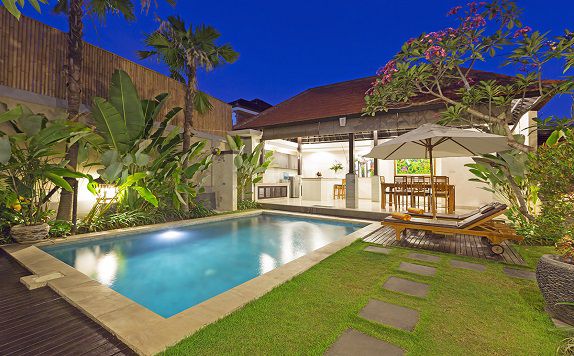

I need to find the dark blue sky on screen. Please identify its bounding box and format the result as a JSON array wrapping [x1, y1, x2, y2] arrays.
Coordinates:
[[20, 0, 573, 117]]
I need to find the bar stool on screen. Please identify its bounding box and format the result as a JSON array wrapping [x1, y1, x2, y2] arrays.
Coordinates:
[[333, 179, 346, 199]]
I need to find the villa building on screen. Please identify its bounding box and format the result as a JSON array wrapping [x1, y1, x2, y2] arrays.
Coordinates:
[[233, 72, 544, 218]]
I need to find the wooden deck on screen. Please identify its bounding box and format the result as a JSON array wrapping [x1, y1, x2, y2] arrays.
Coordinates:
[[364, 226, 526, 265], [0, 249, 136, 356]]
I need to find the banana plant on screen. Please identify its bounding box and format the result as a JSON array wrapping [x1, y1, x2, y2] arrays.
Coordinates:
[[0, 103, 95, 225], [226, 135, 274, 202], [86, 70, 212, 213]]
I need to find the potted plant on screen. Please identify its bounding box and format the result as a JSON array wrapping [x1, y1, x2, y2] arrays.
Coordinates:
[[0, 104, 89, 243], [330, 161, 343, 175], [531, 125, 574, 325]]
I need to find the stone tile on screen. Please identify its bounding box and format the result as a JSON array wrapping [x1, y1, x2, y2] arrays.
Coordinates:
[[503, 267, 536, 280], [20, 272, 64, 290], [359, 299, 419, 331], [398, 262, 436, 277], [364, 246, 392, 255], [326, 329, 404, 356], [450, 260, 486, 272], [406, 253, 441, 263], [383, 276, 429, 298], [552, 318, 573, 329]]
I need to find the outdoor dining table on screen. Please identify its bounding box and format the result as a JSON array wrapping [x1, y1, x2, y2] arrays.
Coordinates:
[[380, 182, 456, 214]]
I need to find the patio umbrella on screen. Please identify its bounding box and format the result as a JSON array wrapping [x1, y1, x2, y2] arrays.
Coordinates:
[[365, 124, 512, 218]]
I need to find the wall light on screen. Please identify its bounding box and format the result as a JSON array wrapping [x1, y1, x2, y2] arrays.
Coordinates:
[[339, 117, 347, 127]]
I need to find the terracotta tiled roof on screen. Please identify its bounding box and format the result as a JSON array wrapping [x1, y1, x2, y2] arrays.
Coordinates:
[[234, 69, 556, 130]]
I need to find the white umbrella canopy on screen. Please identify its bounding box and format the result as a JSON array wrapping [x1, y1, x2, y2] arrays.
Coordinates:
[[365, 123, 512, 218], [365, 124, 511, 160]]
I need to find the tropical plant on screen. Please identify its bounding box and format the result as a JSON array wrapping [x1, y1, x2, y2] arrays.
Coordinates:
[[2, 0, 46, 19], [226, 135, 273, 203], [0, 103, 94, 227], [53, 0, 175, 227], [48, 220, 72, 238], [237, 200, 261, 211], [330, 162, 343, 174], [524, 126, 574, 245], [81, 70, 213, 225], [138, 15, 238, 155], [465, 149, 537, 225], [363, 0, 574, 224]]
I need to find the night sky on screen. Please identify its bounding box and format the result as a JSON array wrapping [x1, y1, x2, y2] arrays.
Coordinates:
[[19, 0, 573, 118]]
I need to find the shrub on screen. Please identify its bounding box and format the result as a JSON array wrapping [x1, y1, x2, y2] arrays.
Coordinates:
[[237, 200, 261, 211], [48, 220, 72, 238], [526, 129, 574, 245]]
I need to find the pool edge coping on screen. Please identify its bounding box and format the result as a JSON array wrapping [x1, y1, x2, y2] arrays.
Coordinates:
[[2, 210, 379, 356]]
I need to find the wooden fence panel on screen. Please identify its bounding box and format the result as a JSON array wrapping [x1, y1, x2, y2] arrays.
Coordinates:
[[0, 8, 232, 135]]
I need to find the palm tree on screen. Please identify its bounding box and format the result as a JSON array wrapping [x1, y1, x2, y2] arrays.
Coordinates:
[[138, 16, 238, 154], [53, 0, 140, 229]]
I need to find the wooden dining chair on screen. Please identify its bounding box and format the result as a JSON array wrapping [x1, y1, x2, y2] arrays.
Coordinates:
[[393, 176, 410, 210], [410, 175, 430, 210], [433, 176, 450, 212]]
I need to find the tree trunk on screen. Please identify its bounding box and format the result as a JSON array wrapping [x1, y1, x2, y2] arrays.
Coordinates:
[[183, 74, 195, 153], [56, 0, 83, 232], [181, 66, 197, 211]]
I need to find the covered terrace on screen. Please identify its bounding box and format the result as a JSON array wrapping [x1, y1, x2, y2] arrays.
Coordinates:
[[233, 69, 544, 220]]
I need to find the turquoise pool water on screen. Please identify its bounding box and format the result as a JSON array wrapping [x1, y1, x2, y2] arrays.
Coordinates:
[[42, 214, 364, 317]]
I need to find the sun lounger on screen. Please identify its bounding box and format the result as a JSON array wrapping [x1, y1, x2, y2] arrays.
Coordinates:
[[384, 203, 523, 255], [403, 202, 500, 220]]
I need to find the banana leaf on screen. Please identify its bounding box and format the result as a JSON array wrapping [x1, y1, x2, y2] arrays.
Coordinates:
[[109, 70, 145, 142], [92, 97, 130, 152]]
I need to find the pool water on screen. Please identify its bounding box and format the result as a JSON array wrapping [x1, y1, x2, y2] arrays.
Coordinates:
[[42, 214, 364, 317]]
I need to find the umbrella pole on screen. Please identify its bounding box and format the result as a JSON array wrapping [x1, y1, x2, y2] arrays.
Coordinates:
[[428, 144, 437, 219]]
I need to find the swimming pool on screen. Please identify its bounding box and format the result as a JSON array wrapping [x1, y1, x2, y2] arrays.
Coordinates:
[[42, 213, 365, 317]]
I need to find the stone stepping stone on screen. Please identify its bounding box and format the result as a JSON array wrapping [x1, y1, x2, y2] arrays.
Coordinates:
[[450, 260, 486, 272], [503, 267, 536, 280], [383, 276, 429, 298], [326, 329, 404, 356], [364, 246, 392, 255], [359, 299, 419, 331], [406, 253, 441, 263], [399, 262, 436, 277]]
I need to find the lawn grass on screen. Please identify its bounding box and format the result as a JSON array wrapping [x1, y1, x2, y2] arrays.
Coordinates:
[[163, 243, 565, 355]]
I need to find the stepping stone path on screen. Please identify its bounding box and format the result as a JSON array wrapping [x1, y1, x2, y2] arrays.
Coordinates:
[[383, 276, 430, 298], [359, 299, 420, 331], [364, 246, 392, 255], [399, 262, 436, 277], [503, 267, 536, 280], [407, 253, 441, 263], [326, 329, 404, 356], [450, 260, 486, 272]]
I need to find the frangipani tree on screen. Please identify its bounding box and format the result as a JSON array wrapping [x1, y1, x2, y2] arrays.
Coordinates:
[[365, 1, 573, 151], [364, 0, 574, 223]]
